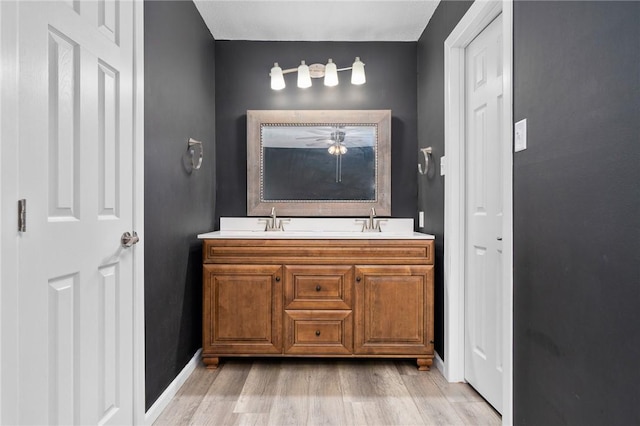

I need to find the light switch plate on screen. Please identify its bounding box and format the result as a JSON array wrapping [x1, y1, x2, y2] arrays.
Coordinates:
[[515, 118, 527, 152], [440, 156, 446, 176], [419, 211, 424, 228]]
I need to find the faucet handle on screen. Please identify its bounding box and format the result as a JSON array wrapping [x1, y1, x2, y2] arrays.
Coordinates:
[[373, 218, 387, 231], [356, 219, 371, 232], [277, 218, 290, 231]]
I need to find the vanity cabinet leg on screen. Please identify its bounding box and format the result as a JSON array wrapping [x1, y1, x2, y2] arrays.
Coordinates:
[[417, 358, 432, 371], [203, 357, 220, 370]]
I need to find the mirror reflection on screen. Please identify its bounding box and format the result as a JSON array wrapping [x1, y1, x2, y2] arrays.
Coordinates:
[[262, 125, 377, 201]]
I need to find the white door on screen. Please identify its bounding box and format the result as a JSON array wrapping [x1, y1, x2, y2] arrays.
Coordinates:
[[15, 1, 136, 424], [464, 13, 503, 412]]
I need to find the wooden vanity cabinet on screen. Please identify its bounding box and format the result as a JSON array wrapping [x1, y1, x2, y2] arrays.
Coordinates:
[[202, 239, 434, 370]]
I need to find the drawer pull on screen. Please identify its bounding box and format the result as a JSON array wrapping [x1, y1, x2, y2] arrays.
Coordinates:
[[356, 276, 362, 282], [275, 276, 281, 282], [315, 330, 321, 336], [316, 285, 322, 291]]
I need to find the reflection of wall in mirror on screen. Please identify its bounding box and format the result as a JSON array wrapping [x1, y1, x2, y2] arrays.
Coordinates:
[[263, 146, 376, 201]]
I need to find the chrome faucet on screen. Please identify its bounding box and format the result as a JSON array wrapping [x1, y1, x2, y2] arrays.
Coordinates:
[[358, 207, 386, 232], [261, 207, 289, 231]]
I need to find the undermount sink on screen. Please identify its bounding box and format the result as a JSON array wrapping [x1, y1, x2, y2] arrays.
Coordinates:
[[198, 217, 434, 240]]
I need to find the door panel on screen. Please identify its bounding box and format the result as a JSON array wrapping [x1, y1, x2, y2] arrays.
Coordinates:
[[464, 13, 503, 412], [15, 2, 136, 424]]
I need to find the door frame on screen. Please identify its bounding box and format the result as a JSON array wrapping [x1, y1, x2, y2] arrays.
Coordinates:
[[443, 0, 513, 424], [0, 1, 146, 424]]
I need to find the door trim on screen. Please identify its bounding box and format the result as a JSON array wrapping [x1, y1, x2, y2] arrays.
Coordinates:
[[443, 1, 513, 423]]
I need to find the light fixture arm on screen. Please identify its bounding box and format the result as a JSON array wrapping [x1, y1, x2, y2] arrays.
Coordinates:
[[277, 65, 353, 77]]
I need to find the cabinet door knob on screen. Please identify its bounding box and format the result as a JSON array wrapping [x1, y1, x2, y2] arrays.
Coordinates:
[[315, 330, 321, 336], [316, 285, 321, 291], [356, 276, 362, 282], [275, 276, 281, 282]]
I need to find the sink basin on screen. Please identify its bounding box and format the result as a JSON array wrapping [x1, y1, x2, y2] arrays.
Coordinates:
[[198, 217, 435, 240]]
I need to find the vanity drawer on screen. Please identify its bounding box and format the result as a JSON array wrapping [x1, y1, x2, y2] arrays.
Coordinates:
[[284, 310, 353, 355], [284, 265, 353, 310]]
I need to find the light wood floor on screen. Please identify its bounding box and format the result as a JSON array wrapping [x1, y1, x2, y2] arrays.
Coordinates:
[[154, 358, 501, 426]]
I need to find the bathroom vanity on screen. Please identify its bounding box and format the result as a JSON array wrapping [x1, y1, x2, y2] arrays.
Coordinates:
[[198, 218, 435, 370]]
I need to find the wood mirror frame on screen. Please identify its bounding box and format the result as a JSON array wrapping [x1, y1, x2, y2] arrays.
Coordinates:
[[247, 110, 391, 217]]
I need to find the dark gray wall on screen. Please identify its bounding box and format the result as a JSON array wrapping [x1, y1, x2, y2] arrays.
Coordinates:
[[215, 41, 418, 225], [513, 2, 640, 424], [144, 0, 216, 410], [416, 0, 474, 360]]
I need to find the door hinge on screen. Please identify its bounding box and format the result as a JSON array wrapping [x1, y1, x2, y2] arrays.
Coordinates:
[[18, 199, 26, 232]]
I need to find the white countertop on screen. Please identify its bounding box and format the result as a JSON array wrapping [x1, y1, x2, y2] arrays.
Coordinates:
[[198, 217, 435, 240]]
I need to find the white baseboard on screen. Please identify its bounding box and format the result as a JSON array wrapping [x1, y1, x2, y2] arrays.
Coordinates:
[[434, 351, 446, 378], [144, 348, 202, 426]]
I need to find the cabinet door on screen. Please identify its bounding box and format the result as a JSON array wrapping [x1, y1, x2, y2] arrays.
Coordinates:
[[203, 264, 283, 354], [354, 265, 434, 355]]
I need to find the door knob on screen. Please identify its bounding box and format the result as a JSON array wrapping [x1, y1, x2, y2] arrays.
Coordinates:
[[121, 231, 139, 248]]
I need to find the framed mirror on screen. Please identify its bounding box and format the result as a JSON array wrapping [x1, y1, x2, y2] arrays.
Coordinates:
[[247, 110, 391, 216]]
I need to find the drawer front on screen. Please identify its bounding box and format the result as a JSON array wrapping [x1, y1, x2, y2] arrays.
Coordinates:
[[203, 239, 434, 265], [284, 265, 353, 309], [284, 310, 353, 355]]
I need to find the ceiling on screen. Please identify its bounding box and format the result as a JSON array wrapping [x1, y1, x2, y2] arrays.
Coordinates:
[[192, 1, 441, 42]]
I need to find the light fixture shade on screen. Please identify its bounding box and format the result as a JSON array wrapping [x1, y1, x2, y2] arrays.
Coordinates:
[[324, 59, 339, 87], [328, 144, 347, 155], [270, 62, 285, 90], [351, 57, 366, 85], [297, 60, 312, 88]]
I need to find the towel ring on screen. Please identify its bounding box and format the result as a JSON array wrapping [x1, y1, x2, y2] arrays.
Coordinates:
[[418, 147, 433, 175], [188, 138, 203, 170]]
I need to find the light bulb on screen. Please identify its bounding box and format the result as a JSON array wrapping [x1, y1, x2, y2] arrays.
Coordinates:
[[324, 59, 339, 87], [351, 57, 366, 85], [297, 60, 312, 88], [270, 62, 285, 90]]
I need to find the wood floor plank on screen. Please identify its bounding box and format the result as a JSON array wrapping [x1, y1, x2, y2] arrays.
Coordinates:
[[235, 412, 269, 426], [337, 360, 380, 403], [452, 400, 502, 425], [266, 360, 315, 425], [153, 364, 220, 426], [233, 359, 282, 414], [394, 359, 421, 376], [188, 360, 252, 425], [339, 360, 425, 425], [307, 360, 347, 425], [401, 374, 466, 425], [344, 401, 387, 426], [429, 369, 484, 404]]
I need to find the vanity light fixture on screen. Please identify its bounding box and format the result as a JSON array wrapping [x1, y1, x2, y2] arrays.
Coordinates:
[[269, 57, 366, 90]]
